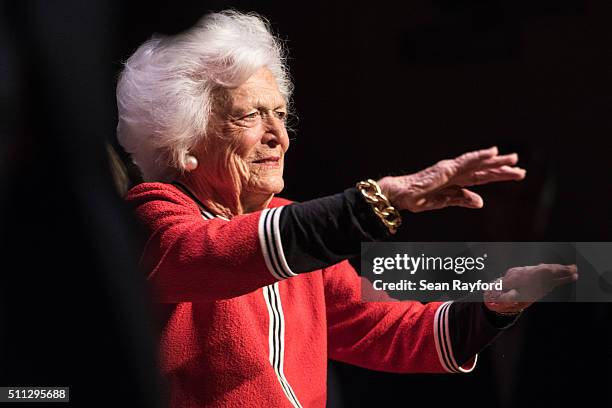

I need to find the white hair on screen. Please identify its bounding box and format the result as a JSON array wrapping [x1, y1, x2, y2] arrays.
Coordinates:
[[116, 10, 293, 181]]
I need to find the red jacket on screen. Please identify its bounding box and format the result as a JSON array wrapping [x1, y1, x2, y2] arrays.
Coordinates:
[[126, 182, 476, 408]]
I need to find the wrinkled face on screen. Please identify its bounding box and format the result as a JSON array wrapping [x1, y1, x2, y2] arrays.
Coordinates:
[[205, 67, 289, 198]]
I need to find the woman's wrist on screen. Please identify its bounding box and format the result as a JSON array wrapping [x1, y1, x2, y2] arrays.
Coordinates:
[[376, 177, 398, 207], [355, 179, 402, 234]]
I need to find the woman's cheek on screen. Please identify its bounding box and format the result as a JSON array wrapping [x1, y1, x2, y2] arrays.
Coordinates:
[[229, 152, 251, 181]]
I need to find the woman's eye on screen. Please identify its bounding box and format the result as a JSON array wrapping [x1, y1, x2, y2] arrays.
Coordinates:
[[275, 111, 287, 120], [240, 111, 259, 120]]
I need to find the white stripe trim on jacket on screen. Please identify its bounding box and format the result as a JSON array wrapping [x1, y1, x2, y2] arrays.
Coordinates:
[[259, 207, 297, 280], [263, 283, 302, 407], [433, 301, 478, 373]]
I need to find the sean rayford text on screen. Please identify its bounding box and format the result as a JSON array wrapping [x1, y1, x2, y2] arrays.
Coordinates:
[[371, 254, 487, 275], [371, 279, 503, 292]]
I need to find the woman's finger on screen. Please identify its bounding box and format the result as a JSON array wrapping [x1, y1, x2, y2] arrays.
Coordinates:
[[454, 146, 499, 170], [502, 263, 578, 299], [459, 166, 526, 187], [416, 187, 483, 211], [448, 188, 483, 209], [552, 264, 578, 277], [551, 273, 579, 287], [539, 264, 579, 288], [477, 153, 519, 169], [415, 147, 505, 195]]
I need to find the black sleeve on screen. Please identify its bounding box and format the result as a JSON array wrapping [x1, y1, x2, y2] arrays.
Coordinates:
[[279, 187, 391, 273], [448, 291, 520, 366], [281, 186, 518, 363]]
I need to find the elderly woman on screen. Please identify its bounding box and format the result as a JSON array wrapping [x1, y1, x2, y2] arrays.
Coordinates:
[[117, 11, 577, 408]]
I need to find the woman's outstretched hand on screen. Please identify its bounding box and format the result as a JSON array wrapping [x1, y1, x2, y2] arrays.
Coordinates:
[[484, 264, 579, 314], [377, 146, 526, 212]]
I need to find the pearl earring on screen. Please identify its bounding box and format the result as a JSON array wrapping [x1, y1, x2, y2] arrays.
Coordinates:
[[185, 155, 199, 171]]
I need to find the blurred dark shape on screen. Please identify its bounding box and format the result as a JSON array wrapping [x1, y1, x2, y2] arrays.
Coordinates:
[[107, 144, 130, 197], [599, 270, 612, 295], [0, 1, 162, 407]]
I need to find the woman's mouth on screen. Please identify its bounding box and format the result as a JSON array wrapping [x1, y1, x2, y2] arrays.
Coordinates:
[[253, 156, 281, 166]]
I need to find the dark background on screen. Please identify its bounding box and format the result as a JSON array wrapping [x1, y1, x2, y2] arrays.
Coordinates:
[[1, 0, 611, 407]]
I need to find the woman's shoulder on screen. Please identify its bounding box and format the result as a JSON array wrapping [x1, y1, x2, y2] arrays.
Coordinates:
[[125, 182, 200, 214], [126, 181, 187, 200]]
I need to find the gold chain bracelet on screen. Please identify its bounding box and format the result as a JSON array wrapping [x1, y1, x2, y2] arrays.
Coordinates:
[[356, 179, 402, 234]]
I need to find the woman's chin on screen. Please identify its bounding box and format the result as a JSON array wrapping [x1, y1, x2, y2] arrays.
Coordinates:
[[248, 178, 284, 196]]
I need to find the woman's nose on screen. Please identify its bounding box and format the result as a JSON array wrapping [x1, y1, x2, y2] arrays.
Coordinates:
[[261, 114, 288, 148]]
